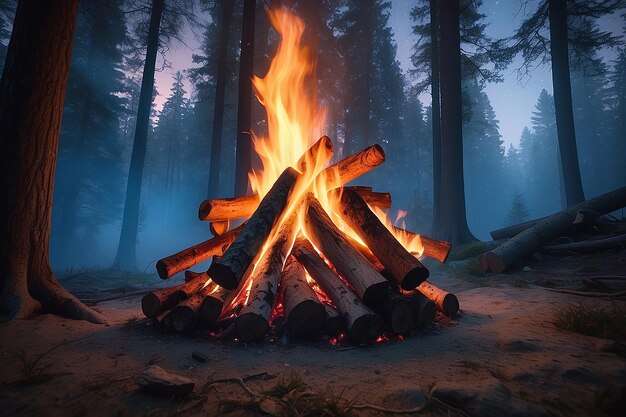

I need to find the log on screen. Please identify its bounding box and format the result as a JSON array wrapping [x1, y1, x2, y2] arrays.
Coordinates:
[[141, 275, 208, 318], [345, 186, 391, 210], [292, 238, 384, 344], [281, 256, 326, 339], [415, 281, 459, 317], [198, 136, 333, 222], [153, 308, 173, 331], [322, 303, 344, 337], [490, 209, 597, 240], [335, 188, 429, 290], [371, 287, 414, 335], [540, 233, 626, 253], [196, 144, 385, 222], [295, 135, 334, 175], [208, 167, 299, 290], [410, 291, 437, 328], [234, 212, 299, 342], [167, 281, 228, 332], [199, 284, 229, 328], [480, 185, 626, 273], [156, 224, 244, 279], [302, 194, 389, 307], [391, 226, 452, 263], [209, 220, 229, 236]]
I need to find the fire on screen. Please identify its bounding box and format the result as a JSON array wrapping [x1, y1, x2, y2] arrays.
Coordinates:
[[371, 207, 425, 257]]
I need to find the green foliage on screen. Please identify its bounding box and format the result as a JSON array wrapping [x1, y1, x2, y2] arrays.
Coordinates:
[[507, 190, 530, 224], [554, 303, 626, 340]]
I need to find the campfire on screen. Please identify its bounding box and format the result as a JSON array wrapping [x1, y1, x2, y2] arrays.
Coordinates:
[[141, 8, 458, 345]]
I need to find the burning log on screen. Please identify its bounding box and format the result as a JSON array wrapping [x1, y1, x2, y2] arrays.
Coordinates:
[[479, 185, 626, 273], [234, 212, 300, 342], [281, 256, 326, 339], [302, 194, 389, 307], [141, 275, 208, 318], [335, 188, 429, 290], [391, 226, 452, 263], [345, 186, 391, 210], [410, 291, 437, 328], [415, 281, 459, 317], [197, 144, 385, 222], [292, 239, 383, 344], [154, 309, 173, 331], [209, 220, 229, 236], [167, 281, 222, 333], [208, 167, 300, 290], [322, 303, 344, 337], [156, 224, 245, 279]]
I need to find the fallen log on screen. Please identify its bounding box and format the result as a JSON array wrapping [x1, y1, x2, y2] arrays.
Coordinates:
[[540, 233, 626, 253], [208, 167, 299, 290], [167, 281, 223, 333], [411, 281, 459, 317], [141, 275, 208, 318], [234, 212, 299, 342], [335, 188, 429, 290], [479, 185, 626, 273], [292, 238, 383, 344], [391, 226, 452, 263], [410, 291, 437, 328], [490, 209, 601, 240], [345, 186, 391, 210], [156, 224, 244, 279], [302, 194, 389, 308], [197, 144, 385, 222], [281, 256, 326, 339]]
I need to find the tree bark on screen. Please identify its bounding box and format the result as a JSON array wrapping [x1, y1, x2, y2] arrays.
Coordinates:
[[207, 0, 235, 199], [292, 239, 383, 344], [335, 188, 429, 290], [281, 256, 326, 339], [479, 185, 626, 272], [114, 0, 164, 270], [234, 0, 256, 196], [302, 194, 389, 307], [548, 0, 585, 206], [430, 0, 442, 236], [436, 0, 475, 245], [209, 167, 299, 289], [0, 0, 105, 323], [415, 281, 459, 317]]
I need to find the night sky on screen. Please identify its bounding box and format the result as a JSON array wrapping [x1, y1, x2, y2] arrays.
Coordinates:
[[153, 0, 625, 148]]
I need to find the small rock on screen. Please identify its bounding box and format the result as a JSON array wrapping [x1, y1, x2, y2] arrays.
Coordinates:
[[137, 365, 194, 397], [192, 351, 208, 363]]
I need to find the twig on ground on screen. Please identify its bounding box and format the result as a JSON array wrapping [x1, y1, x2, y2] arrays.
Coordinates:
[[546, 288, 626, 297]]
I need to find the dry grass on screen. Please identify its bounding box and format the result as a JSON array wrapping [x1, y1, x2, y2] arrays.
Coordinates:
[[554, 303, 626, 340]]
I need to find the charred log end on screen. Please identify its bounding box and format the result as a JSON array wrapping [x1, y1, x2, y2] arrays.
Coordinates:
[[156, 261, 169, 280], [198, 200, 212, 220], [323, 315, 345, 338], [235, 313, 268, 342], [349, 314, 383, 344], [389, 299, 414, 335], [369, 144, 386, 163], [362, 281, 390, 309], [412, 298, 436, 328], [442, 293, 460, 317], [479, 252, 506, 273], [142, 291, 184, 318], [169, 306, 197, 333], [207, 263, 238, 290], [199, 297, 223, 327], [287, 300, 326, 339], [400, 267, 430, 291]]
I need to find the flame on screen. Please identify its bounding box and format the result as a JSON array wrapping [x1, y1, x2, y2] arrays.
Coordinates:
[[371, 206, 425, 257]]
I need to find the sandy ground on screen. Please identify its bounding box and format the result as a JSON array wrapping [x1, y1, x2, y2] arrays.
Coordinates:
[[1, 254, 625, 417]]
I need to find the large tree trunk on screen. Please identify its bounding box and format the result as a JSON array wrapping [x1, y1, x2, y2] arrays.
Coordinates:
[[548, 0, 585, 206], [233, 0, 256, 196], [436, 0, 475, 245], [114, 0, 164, 270], [429, 0, 442, 237], [0, 0, 104, 323], [207, 0, 234, 199]]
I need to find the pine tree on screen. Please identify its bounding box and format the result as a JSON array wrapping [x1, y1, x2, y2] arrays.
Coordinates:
[[0, 1, 16, 74], [607, 47, 626, 188], [507, 191, 530, 224]]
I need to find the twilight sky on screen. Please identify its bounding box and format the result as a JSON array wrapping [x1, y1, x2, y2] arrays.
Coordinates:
[[154, 0, 624, 148]]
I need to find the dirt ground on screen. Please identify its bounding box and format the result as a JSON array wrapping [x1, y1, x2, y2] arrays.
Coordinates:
[[1, 250, 625, 417]]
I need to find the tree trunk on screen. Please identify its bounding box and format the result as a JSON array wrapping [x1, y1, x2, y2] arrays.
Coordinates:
[[114, 0, 164, 270], [0, 0, 104, 323], [233, 0, 256, 196], [436, 0, 475, 245], [430, 0, 442, 236], [548, 0, 585, 206], [207, 0, 234, 199]]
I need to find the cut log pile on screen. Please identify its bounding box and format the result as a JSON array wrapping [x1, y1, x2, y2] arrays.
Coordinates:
[[480, 186, 626, 273], [142, 137, 456, 344]]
